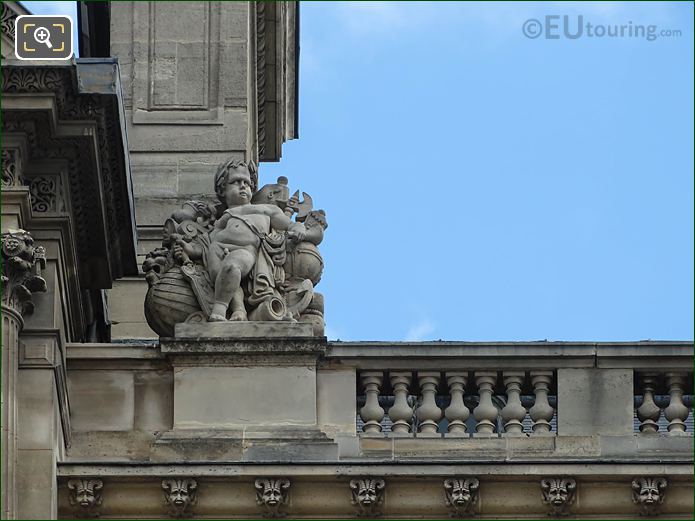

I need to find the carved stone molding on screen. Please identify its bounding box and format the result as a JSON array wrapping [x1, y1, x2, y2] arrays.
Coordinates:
[[632, 476, 667, 516], [540, 477, 576, 517], [28, 174, 67, 213], [2, 149, 23, 188], [350, 477, 386, 517], [255, 1, 267, 159], [2, 65, 137, 285], [1, 2, 17, 40], [67, 478, 103, 518], [255, 478, 290, 518], [444, 477, 480, 517], [1, 230, 46, 320], [162, 478, 198, 518]]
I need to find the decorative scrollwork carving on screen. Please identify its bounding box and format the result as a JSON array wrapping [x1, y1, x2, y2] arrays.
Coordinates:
[[1, 2, 17, 40], [632, 476, 667, 516], [444, 477, 480, 517], [28, 175, 66, 213], [162, 478, 198, 518], [67, 478, 103, 518], [1, 230, 47, 319], [255, 478, 291, 518], [540, 477, 576, 517], [350, 477, 386, 517], [2, 149, 22, 188]]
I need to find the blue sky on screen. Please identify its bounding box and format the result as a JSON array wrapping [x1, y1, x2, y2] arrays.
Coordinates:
[[25, 2, 694, 342]]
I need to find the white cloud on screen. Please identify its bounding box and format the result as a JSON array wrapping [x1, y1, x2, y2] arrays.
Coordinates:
[[404, 319, 436, 342]]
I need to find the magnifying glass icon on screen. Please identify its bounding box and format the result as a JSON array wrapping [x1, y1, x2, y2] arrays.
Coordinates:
[[33, 26, 53, 49]]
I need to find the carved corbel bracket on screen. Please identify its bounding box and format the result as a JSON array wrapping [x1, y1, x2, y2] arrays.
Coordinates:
[[541, 477, 576, 517], [350, 477, 386, 517], [1, 229, 46, 320], [255, 478, 291, 518], [67, 478, 103, 518], [632, 476, 667, 516], [444, 477, 480, 517]]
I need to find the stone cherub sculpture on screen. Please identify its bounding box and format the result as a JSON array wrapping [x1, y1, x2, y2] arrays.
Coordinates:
[[143, 159, 327, 336]]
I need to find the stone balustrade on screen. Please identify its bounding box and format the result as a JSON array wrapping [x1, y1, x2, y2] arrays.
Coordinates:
[[635, 371, 693, 435], [58, 339, 693, 518], [355, 370, 557, 437], [324, 342, 693, 442]]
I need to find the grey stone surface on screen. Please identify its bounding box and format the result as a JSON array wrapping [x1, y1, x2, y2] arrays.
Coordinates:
[[173, 365, 318, 429], [557, 368, 634, 436], [174, 321, 314, 339]]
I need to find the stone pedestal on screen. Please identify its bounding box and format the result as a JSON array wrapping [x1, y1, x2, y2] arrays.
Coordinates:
[[156, 322, 337, 461]]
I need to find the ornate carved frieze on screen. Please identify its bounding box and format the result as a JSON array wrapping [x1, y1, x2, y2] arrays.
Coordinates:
[[255, 478, 290, 518], [28, 174, 67, 213], [67, 478, 103, 518], [2, 65, 137, 285], [162, 478, 198, 518], [632, 476, 667, 516], [350, 478, 385, 517], [444, 477, 480, 517], [540, 477, 576, 517], [1, 230, 46, 319]]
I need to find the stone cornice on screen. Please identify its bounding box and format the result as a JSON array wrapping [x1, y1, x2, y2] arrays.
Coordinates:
[[1, 61, 138, 288]]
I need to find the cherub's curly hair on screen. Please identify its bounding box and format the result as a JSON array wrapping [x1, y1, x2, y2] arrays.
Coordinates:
[[214, 158, 258, 202]]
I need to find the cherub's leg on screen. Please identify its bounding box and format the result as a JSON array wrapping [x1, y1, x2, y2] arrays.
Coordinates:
[[229, 287, 247, 321], [209, 260, 242, 321], [209, 249, 255, 322]]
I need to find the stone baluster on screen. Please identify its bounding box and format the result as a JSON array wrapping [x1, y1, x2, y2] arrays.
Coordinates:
[[359, 372, 385, 434], [444, 372, 469, 437], [416, 372, 442, 436], [389, 372, 414, 435], [529, 371, 554, 435], [664, 372, 689, 435], [501, 371, 527, 436], [473, 372, 498, 436], [636, 373, 661, 434]]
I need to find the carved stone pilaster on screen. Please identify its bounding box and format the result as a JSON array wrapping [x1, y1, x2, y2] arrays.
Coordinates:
[[350, 478, 385, 517], [540, 477, 576, 517], [1, 230, 47, 321], [162, 478, 198, 518], [632, 476, 667, 516], [67, 478, 103, 518], [444, 477, 479, 517], [255, 478, 290, 518]]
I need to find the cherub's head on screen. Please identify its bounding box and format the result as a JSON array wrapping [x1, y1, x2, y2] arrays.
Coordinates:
[[214, 159, 258, 206]]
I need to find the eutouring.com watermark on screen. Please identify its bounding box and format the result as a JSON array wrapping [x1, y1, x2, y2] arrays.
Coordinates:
[[522, 15, 682, 41]]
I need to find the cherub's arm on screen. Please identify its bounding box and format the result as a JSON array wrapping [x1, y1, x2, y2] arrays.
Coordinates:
[[268, 206, 306, 241]]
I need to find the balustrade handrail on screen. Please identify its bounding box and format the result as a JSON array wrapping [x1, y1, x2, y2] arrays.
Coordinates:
[[325, 341, 692, 371]]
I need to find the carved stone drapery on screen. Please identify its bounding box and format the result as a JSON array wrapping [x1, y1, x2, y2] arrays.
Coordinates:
[[67, 478, 103, 518], [540, 477, 576, 517], [162, 478, 197, 518], [632, 476, 667, 516], [255, 478, 290, 518], [444, 477, 479, 517], [1, 230, 47, 320], [350, 478, 385, 517]]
